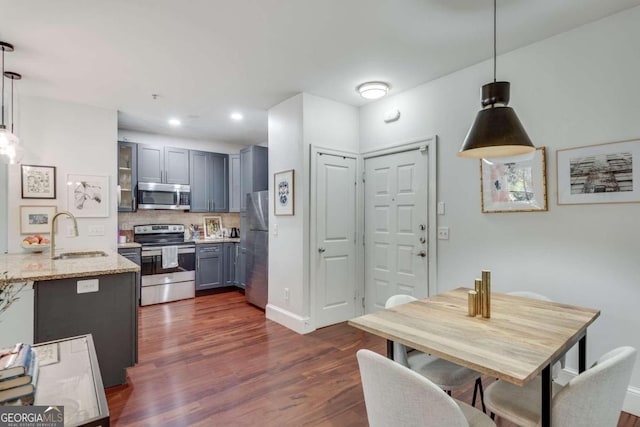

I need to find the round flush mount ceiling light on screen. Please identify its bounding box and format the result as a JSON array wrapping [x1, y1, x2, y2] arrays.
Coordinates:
[[168, 118, 181, 126], [357, 81, 390, 100], [230, 112, 243, 121]]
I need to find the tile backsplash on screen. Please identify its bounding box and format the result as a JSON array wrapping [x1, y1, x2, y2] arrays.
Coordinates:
[[119, 211, 240, 242]]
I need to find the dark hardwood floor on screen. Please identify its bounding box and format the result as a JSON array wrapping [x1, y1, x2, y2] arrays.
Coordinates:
[[106, 291, 639, 426]]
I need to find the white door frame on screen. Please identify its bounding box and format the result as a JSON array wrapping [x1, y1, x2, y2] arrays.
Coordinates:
[[362, 135, 438, 299], [310, 145, 363, 328]]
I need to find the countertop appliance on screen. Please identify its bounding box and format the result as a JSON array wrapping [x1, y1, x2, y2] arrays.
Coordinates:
[[134, 224, 195, 306], [245, 191, 268, 309], [137, 182, 191, 210]]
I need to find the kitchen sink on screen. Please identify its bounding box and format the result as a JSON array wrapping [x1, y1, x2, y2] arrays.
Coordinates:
[[51, 250, 109, 260]]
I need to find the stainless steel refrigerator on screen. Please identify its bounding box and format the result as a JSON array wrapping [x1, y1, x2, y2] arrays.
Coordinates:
[[245, 191, 269, 309]]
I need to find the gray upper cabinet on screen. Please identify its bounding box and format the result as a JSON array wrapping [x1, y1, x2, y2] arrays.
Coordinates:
[[190, 150, 228, 212], [138, 144, 190, 185], [118, 141, 137, 212], [229, 154, 241, 212], [240, 146, 268, 211]]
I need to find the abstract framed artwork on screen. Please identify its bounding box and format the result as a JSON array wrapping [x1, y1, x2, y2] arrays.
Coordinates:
[[480, 147, 548, 213], [21, 165, 56, 199], [557, 139, 639, 205], [203, 216, 222, 239], [19, 205, 57, 234], [67, 174, 110, 217], [274, 169, 294, 216]]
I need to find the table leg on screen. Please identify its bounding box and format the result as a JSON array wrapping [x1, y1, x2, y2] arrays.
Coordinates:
[[579, 334, 587, 373], [541, 363, 552, 427], [386, 340, 394, 360]]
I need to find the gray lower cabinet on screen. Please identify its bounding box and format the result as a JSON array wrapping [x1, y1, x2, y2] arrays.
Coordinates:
[[33, 273, 137, 387], [223, 243, 236, 285], [196, 244, 223, 289], [118, 247, 141, 363]]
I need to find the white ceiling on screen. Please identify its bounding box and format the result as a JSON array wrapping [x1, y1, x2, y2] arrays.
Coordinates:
[[2, 0, 639, 145]]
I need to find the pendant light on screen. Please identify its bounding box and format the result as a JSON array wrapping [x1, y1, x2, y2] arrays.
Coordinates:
[[457, 0, 534, 159], [0, 41, 21, 165], [3, 71, 23, 164]]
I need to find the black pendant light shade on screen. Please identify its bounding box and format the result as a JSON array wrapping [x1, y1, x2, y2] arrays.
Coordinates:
[[458, 82, 534, 158], [457, 0, 535, 159]]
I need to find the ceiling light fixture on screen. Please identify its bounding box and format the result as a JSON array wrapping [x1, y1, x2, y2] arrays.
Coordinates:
[[168, 118, 181, 126], [230, 112, 243, 121], [0, 41, 22, 165], [3, 71, 23, 164], [457, 0, 534, 159], [357, 81, 389, 100]]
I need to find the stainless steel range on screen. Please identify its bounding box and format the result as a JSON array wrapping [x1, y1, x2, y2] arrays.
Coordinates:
[[134, 224, 195, 306]]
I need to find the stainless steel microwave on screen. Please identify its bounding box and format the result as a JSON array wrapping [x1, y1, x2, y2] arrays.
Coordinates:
[[137, 182, 191, 210]]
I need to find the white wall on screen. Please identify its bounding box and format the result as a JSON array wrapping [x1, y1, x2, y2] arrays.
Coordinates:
[[7, 95, 118, 253], [360, 6, 640, 411], [118, 129, 245, 154], [0, 163, 6, 253], [267, 93, 359, 333]]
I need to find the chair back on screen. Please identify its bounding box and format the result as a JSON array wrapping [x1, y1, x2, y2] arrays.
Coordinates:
[[357, 349, 469, 427], [550, 346, 637, 427], [385, 295, 418, 367]]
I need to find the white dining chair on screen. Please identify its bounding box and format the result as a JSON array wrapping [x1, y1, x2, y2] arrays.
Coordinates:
[[484, 346, 637, 427], [385, 295, 486, 412], [357, 349, 496, 427]]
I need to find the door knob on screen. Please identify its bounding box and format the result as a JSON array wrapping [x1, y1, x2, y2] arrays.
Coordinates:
[[419, 224, 426, 231], [318, 247, 326, 253], [417, 250, 426, 257], [419, 237, 426, 244]]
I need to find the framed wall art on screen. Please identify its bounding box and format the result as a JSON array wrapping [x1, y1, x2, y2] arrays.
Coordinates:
[[67, 174, 110, 217], [480, 147, 548, 213], [20, 205, 57, 234], [557, 139, 639, 205], [274, 169, 294, 216], [21, 165, 56, 199], [203, 216, 222, 239]]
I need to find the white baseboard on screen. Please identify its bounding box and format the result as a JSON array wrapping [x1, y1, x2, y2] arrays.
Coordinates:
[[265, 303, 315, 335], [557, 368, 640, 416]]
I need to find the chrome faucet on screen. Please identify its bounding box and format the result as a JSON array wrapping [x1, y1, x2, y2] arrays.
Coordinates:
[[50, 211, 78, 259]]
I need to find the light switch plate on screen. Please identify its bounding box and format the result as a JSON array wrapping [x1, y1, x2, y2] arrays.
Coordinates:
[[437, 227, 449, 240], [437, 202, 445, 215], [87, 225, 105, 236], [77, 279, 99, 294]]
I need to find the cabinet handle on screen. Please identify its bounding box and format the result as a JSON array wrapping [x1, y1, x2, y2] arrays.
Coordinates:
[[132, 196, 136, 210]]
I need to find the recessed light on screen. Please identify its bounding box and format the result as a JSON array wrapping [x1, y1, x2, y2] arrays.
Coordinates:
[[357, 81, 390, 100], [231, 112, 243, 121], [168, 118, 181, 126]]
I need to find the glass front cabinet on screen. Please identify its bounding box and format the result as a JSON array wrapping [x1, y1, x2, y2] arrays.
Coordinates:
[[118, 141, 138, 212]]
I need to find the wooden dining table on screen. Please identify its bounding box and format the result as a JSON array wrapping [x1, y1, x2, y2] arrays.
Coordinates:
[[348, 288, 601, 427]]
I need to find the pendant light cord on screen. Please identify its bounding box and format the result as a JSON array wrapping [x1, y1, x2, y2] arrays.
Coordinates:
[[493, 0, 497, 83], [10, 77, 14, 133]]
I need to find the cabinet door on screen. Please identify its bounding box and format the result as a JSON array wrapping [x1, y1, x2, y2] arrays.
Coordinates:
[[251, 146, 269, 192], [137, 144, 164, 183], [229, 154, 241, 212], [196, 245, 223, 289], [223, 243, 236, 285], [240, 147, 252, 212], [238, 247, 247, 289], [189, 150, 210, 212], [118, 142, 137, 212], [165, 147, 190, 185], [211, 153, 229, 212]]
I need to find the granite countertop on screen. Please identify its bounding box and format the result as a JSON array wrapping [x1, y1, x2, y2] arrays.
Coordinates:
[[0, 249, 140, 284], [117, 242, 142, 249], [192, 238, 241, 244]]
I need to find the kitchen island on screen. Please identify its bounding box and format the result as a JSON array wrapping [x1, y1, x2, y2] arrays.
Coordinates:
[[0, 249, 140, 387]]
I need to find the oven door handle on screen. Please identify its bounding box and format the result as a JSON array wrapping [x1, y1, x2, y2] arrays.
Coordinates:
[[141, 246, 195, 257]]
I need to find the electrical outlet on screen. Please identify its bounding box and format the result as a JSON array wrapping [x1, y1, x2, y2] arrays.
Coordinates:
[[284, 288, 290, 302], [87, 225, 105, 236], [437, 227, 450, 240]]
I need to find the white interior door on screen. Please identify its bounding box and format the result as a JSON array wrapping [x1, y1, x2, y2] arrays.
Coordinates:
[[364, 149, 428, 312], [315, 153, 358, 327]]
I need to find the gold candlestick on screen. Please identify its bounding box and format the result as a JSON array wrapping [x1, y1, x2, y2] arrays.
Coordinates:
[[481, 270, 491, 318], [468, 290, 477, 317], [474, 279, 482, 315]]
